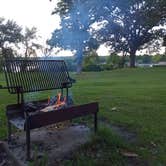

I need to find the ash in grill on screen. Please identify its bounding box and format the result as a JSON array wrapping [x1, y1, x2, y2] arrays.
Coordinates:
[[0, 59, 99, 160]]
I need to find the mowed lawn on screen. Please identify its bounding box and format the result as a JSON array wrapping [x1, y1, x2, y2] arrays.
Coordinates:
[[0, 67, 166, 165]]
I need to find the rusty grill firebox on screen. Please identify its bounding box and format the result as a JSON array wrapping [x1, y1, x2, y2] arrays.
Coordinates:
[[0, 59, 99, 160]]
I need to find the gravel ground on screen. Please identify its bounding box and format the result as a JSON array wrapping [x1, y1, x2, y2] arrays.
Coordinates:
[[8, 124, 90, 166]]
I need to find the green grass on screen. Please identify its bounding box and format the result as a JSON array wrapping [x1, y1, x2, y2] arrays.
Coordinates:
[[0, 67, 166, 165]]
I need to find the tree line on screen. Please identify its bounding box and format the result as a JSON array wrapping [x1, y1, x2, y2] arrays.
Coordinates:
[[0, 1, 166, 73], [48, 0, 166, 73], [71, 53, 166, 72], [0, 17, 49, 71]]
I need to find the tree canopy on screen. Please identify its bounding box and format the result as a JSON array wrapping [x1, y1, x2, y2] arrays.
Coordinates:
[[48, 0, 100, 73], [0, 17, 23, 71], [0, 18, 46, 71], [0, 17, 22, 58], [22, 27, 42, 59], [49, 0, 166, 70], [92, 0, 166, 67]]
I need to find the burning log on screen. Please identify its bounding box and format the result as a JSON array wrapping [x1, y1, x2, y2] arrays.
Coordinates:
[[41, 93, 67, 112], [48, 96, 50, 105], [41, 93, 71, 130], [55, 93, 66, 108]]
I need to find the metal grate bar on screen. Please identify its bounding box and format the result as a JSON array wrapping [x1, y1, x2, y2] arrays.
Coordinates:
[[3, 59, 74, 94]]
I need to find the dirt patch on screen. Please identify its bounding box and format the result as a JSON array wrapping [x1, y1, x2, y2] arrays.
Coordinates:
[[0, 142, 21, 166], [0, 147, 13, 166], [109, 124, 137, 143], [99, 118, 137, 143], [8, 124, 90, 166]]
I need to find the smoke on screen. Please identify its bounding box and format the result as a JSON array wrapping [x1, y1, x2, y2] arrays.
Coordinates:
[[48, 0, 91, 66]]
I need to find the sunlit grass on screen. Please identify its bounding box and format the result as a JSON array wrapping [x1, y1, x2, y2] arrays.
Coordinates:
[[0, 67, 166, 165]]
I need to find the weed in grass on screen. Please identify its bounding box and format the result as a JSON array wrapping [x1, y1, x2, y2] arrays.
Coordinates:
[[28, 146, 48, 166], [64, 127, 130, 166]]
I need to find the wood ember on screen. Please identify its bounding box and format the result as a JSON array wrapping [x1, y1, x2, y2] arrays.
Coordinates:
[[40, 105, 66, 112], [120, 149, 139, 157]]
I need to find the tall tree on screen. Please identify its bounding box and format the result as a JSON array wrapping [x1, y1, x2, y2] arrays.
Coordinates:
[[48, 0, 100, 73], [51, 0, 166, 68], [92, 0, 166, 67], [22, 27, 42, 59], [0, 17, 22, 71], [0, 17, 22, 58]]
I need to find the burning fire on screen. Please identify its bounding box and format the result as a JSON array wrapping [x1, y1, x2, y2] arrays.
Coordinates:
[[42, 93, 67, 112], [48, 96, 50, 105], [47, 93, 66, 109], [46, 93, 70, 130], [55, 93, 66, 108]]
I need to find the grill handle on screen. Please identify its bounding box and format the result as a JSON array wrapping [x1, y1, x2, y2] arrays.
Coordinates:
[[69, 77, 76, 83], [0, 85, 8, 89], [0, 85, 21, 90]]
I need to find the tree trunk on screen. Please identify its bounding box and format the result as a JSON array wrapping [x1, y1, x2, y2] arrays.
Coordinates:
[[76, 63, 82, 74], [75, 47, 83, 74], [120, 52, 127, 68], [129, 50, 136, 67]]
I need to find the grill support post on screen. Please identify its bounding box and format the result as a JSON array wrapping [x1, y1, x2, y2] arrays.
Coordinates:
[[61, 88, 63, 96], [6, 102, 99, 161], [17, 93, 20, 105], [94, 113, 98, 133], [26, 118, 31, 160], [16, 87, 24, 104], [66, 88, 69, 104], [1, 60, 100, 161], [7, 120, 11, 142]]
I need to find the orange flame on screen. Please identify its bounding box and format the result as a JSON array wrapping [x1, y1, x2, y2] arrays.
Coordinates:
[[54, 93, 66, 108], [48, 96, 50, 105]]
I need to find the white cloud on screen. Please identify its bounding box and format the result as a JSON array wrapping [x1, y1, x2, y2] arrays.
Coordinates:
[[0, 0, 109, 57], [97, 44, 110, 56], [0, 0, 60, 44]]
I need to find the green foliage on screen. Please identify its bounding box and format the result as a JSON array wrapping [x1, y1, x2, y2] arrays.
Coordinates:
[[72, 68, 166, 165], [22, 27, 42, 59], [52, 0, 73, 16], [52, 0, 166, 68], [137, 54, 152, 64], [106, 53, 125, 69], [49, 0, 95, 73], [160, 54, 166, 61], [142, 55, 152, 64], [84, 50, 99, 66], [163, 35, 166, 46], [83, 52, 127, 71], [28, 147, 48, 166], [0, 17, 22, 71], [83, 50, 102, 71], [0, 17, 22, 48], [100, 64, 114, 71], [1, 68, 166, 164], [64, 127, 127, 166], [83, 64, 102, 72], [65, 58, 76, 71], [0, 18, 42, 71], [151, 55, 161, 63]]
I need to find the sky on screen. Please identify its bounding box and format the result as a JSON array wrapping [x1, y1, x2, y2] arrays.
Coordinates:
[[0, 0, 109, 56], [0, 0, 60, 45], [1, 0, 164, 56]]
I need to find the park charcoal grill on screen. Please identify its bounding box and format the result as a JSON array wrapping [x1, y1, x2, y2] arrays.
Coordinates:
[[0, 59, 99, 160]]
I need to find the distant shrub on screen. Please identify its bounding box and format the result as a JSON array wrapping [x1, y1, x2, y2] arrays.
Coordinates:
[[153, 64, 166, 67], [100, 64, 113, 70], [106, 53, 126, 69], [83, 64, 102, 72]]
